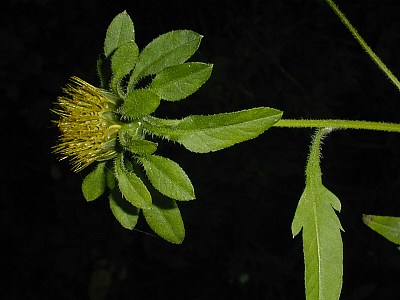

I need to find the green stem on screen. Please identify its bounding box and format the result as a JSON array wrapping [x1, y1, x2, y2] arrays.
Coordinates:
[[274, 119, 400, 133], [326, 0, 400, 91]]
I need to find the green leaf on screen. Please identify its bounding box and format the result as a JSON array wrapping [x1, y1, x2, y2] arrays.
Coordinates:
[[125, 140, 158, 156], [109, 189, 139, 230], [115, 156, 152, 209], [137, 155, 195, 201], [104, 11, 135, 58], [142, 194, 185, 244], [82, 162, 107, 201], [143, 107, 282, 153], [363, 215, 400, 248], [119, 89, 161, 119], [105, 166, 116, 190], [111, 41, 139, 95], [150, 62, 213, 101], [129, 30, 203, 85], [291, 129, 343, 300]]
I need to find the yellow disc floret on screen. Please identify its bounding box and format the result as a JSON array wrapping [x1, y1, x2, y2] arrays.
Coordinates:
[[53, 76, 121, 172]]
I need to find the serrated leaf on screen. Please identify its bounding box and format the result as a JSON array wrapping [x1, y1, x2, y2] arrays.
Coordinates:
[[119, 89, 161, 119], [115, 156, 152, 209], [137, 155, 195, 201], [82, 162, 107, 201], [150, 62, 213, 101], [111, 41, 139, 95], [142, 194, 185, 244], [363, 215, 400, 248], [104, 11, 135, 58], [143, 107, 282, 153], [291, 129, 343, 300], [109, 189, 139, 230], [129, 30, 202, 86]]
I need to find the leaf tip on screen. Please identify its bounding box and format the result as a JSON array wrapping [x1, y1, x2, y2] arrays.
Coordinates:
[[362, 214, 371, 225]]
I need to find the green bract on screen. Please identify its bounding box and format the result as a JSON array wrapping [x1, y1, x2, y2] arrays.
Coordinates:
[[77, 11, 282, 244]]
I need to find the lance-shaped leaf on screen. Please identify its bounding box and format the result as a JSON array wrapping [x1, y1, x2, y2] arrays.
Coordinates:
[[111, 41, 139, 95], [291, 129, 344, 300], [129, 30, 202, 85], [137, 155, 195, 201], [142, 107, 282, 153], [109, 189, 140, 230], [104, 11, 135, 58], [82, 162, 107, 201], [115, 156, 152, 209], [119, 89, 161, 119], [363, 215, 400, 249], [142, 193, 185, 244], [150, 62, 213, 101]]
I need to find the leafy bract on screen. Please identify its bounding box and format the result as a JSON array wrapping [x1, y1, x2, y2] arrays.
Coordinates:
[[111, 41, 139, 95], [363, 215, 400, 249], [142, 194, 185, 244], [82, 162, 107, 201], [142, 107, 282, 153], [125, 140, 158, 156], [119, 89, 161, 119], [109, 189, 139, 230], [137, 155, 195, 201], [150, 62, 213, 101], [104, 11, 135, 58], [115, 156, 152, 209], [291, 129, 343, 300], [129, 30, 202, 85]]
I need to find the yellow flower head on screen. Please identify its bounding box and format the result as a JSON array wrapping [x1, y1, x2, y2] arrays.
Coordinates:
[[53, 76, 121, 172]]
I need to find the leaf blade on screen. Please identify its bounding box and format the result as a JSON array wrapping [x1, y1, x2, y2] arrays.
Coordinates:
[[129, 30, 202, 85], [291, 129, 343, 300], [115, 156, 152, 209], [111, 41, 139, 95], [150, 62, 213, 101], [119, 89, 161, 119], [82, 162, 107, 201], [363, 215, 400, 246], [137, 155, 195, 201], [104, 11, 135, 58], [142, 195, 185, 244], [143, 107, 282, 153], [109, 189, 139, 230]]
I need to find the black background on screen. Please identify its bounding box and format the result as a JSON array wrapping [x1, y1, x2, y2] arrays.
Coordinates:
[[2, 0, 400, 299]]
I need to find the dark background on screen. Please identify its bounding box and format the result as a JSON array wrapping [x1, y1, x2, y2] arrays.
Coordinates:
[[2, 0, 400, 299]]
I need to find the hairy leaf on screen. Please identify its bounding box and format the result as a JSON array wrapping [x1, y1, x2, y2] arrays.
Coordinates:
[[137, 155, 195, 201], [143, 107, 282, 153], [115, 156, 152, 209], [291, 129, 343, 300], [104, 11, 135, 58], [363, 215, 400, 249], [150, 62, 213, 101], [125, 139, 158, 156], [119, 89, 161, 119], [82, 162, 107, 201], [111, 41, 139, 95], [109, 189, 139, 230], [129, 30, 202, 85], [142, 194, 185, 244]]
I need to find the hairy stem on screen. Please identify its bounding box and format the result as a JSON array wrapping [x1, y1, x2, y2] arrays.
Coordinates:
[[274, 119, 400, 133], [326, 0, 400, 91]]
